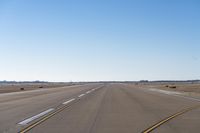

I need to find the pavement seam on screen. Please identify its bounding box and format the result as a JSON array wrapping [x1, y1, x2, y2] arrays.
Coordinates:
[[88, 85, 108, 133]]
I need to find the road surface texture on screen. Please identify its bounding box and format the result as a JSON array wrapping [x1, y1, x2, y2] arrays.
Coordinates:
[[0, 83, 200, 133]]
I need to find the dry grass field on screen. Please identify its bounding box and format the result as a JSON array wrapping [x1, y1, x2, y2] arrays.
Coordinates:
[[158, 83, 200, 93], [145, 83, 200, 93], [126, 81, 200, 94], [0, 82, 75, 93], [132, 82, 200, 99]]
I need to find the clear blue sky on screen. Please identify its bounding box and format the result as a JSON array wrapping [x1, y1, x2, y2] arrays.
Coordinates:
[[0, 0, 200, 82]]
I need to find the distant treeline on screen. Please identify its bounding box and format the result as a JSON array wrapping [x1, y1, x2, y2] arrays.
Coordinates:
[[96, 80, 200, 84], [149, 80, 200, 83], [0, 80, 199, 84], [0, 80, 48, 83]]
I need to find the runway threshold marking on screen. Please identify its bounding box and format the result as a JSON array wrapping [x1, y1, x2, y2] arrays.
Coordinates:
[[18, 108, 54, 126], [19, 86, 103, 133], [142, 105, 200, 133]]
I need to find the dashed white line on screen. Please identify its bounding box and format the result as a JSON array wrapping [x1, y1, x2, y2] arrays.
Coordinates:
[[86, 91, 91, 94], [78, 94, 85, 98], [18, 108, 54, 126], [18, 87, 101, 126], [62, 98, 76, 105]]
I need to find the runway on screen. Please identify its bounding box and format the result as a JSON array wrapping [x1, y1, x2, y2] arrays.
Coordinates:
[[0, 83, 200, 133]]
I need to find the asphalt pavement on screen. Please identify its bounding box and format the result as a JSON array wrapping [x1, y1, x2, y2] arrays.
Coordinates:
[[0, 83, 200, 133]]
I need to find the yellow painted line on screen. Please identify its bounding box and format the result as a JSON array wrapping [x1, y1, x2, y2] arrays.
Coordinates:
[[142, 105, 200, 133], [19, 100, 78, 133], [19, 86, 104, 133]]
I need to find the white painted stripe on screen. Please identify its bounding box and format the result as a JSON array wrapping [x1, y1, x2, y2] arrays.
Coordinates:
[[86, 91, 91, 94], [62, 98, 75, 105], [78, 94, 85, 98], [149, 89, 182, 95], [149, 89, 200, 102], [173, 94, 200, 102], [18, 108, 54, 125]]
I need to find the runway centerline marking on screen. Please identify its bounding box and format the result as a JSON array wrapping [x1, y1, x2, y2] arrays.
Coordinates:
[[62, 98, 75, 105], [18, 108, 54, 126], [142, 105, 200, 133]]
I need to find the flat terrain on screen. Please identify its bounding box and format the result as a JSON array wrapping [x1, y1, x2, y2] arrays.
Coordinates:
[[0, 83, 200, 133], [139, 82, 200, 99], [0, 82, 76, 93], [140, 82, 200, 93]]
